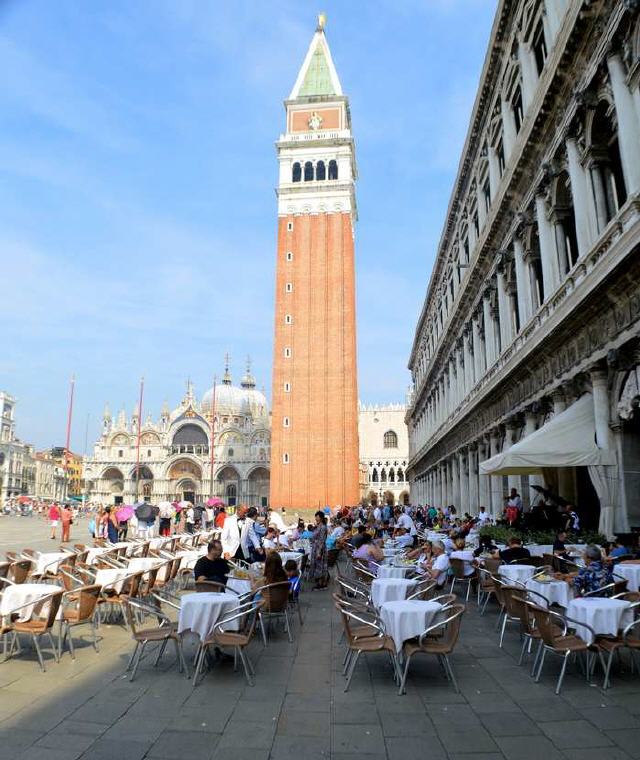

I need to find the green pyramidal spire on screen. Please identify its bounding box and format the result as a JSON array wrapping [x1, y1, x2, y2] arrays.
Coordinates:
[[298, 40, 335, 97]]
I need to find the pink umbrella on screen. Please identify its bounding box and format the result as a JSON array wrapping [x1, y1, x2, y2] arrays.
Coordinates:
[[115, 505, 134, 522], [206, 497, 224, 507], [172, 500, 183, 512]]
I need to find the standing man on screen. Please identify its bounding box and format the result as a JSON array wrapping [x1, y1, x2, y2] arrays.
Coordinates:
[[185, 503, 195, 534], [241, 507, 264, 563], [60, 504, 72, 543], [48, 502, 60, 540]]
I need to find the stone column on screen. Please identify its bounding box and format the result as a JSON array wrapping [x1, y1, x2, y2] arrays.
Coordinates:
[[535, 193, 560, 299], [455, 344, 465, 406], [524, 407, 545, 490], [496, 263, 513, 350], [517, 37, 538, 109], [588, 161, 610, 235], [440, 462, 447, 507], [490, 429, 504, 517], [504, 421, 521, 493], [458, 450, 469, 514], [472, 314, 484, 381], [478, 438, 492, 515], [501, 96, 517, 158], [468, 444, 480, 514], [552, 389, 573, 500], [482, 290, 496, 367], [590, 369, 613, 449], [463, 327, 474, 393], [543, 0, 564, 39], [452, 455, 460, 508], [607, 53, 640, 195], [513, 238, 533, 326], [565, 137, 595, 255], [488, 147, 501, 201]]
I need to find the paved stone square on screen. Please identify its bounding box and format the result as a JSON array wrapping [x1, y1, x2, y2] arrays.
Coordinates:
[[1, 517, 640, 759]]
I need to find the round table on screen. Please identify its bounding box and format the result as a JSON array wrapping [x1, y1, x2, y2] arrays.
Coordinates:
[[94, 568, 130, 593], [371, 578, 418, 608], [498, 565, 537, 585], [226, 576, 253, 596], [277, 552, 304, 569], [34, 551, 74, 575], [615, 563, 640, 592], [178, 592, 240, 640], [566, 597, 634, 644], [525, 578, 572, 609], [379, 600, 443, 653], [378, 565, 414, 580], [0, 583, 62, 622]]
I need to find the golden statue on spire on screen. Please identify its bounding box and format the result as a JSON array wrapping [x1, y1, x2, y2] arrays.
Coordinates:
[[317, 12, 326, 31]]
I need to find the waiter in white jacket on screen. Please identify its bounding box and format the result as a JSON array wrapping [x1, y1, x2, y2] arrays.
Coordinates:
[[221, 505, 244, 559]]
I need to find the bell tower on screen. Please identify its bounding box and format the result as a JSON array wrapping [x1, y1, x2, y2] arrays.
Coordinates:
[[270, 16, 359, 509]]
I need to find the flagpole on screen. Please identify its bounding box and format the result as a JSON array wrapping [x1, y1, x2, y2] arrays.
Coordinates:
[[135, 376, 144, 501], [209, 376, 217, 499], [64, 375, 75, 501]]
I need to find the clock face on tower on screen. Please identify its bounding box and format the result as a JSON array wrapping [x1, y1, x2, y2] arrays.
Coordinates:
[[308, 111, 323, 131]]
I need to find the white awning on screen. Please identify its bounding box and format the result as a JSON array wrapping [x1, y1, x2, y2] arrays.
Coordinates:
[[479, 393, 616, 475]]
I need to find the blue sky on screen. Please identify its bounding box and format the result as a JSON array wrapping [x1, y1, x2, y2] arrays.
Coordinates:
[[0, 0, 495, 452]]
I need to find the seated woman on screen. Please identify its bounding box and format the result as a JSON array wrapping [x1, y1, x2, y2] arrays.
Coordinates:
[[263, 527, 280, 551], [352, 534, 384, 571], [252, 551, 288, 592], [569, 544, 613, 596], [450, 537, 476, 577], [406, 540, 432, 565], [422, 540, 450, 589]]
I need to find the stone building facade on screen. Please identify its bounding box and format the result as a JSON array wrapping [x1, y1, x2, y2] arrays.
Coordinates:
[[407, 0, 640, 536], [359, 403, 410, 506], [270, 18, 360, 510], [0, 392, 27, 500], [83, 365, 271, 507]]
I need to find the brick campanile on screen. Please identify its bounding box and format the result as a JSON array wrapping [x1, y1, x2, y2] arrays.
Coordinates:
[[270, 18, 359, 510]]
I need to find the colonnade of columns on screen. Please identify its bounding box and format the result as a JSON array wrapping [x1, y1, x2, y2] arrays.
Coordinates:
[[411, 366, 615, 516]]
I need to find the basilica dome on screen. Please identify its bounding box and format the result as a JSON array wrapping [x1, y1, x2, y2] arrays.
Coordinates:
[[200, 363, 269, 419]]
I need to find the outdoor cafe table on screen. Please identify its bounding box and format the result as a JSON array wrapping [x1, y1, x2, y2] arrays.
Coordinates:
[[178, 591, 240, 640], [226, 576, 253, 596], [377, 564, 415, 579], [94, 567, 130, 593], [525, 577, 572, 609], [566, 597, 633, 645], [0, 583, 62, 622], [371, 578, 418, 608], [33, 550, 74, 575], [498, 565, 537, 585], [616, 563, 640, 592], [379, 599, 443, 653]]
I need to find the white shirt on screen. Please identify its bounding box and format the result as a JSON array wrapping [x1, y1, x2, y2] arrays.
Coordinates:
[[263, 537, 278, 550], [268, 510, 289, 532], [431, 554, 450, 586], [476, 510, 490, 524], [450, 549, 475, 576], [396, 533, 414, 548], [396, 513, 416, 536], [373, 507, 381, 522], [186, 508, 195, 524]]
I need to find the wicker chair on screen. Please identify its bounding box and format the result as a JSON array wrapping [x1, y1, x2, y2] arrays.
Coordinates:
[[8, 560, 32, 584], [449, 558, 474, 601], [121, 596, 187, 682], [59, 585, 101, 658], [194, 580, 227, 593], [193, 599, 263, 686], [255, 581, 294, 643], [11, 590, 64, 671], [398, 604, 465, 694]]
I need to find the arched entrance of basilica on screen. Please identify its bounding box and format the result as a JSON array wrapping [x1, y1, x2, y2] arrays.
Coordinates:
[[247, 467, 270, 508], [217, 466, 240, 507], [168, 459, 202, 504]]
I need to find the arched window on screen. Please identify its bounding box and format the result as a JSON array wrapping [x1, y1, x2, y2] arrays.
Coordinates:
[[589, 100, 627, 228], [380, 468, 387, 482], [328, 160, 338, 180], [384, 430, 398, 449], [553, 171, 579, 272], [371, 468, 378, 483], [389, 468, 395, 483], [304, 161, 314, 181], [316, 160, 326, 180], [292, 162, 301, 183], [397, 468, 404, 482]]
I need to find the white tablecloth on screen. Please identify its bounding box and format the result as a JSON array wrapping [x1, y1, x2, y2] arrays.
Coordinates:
[[178, 591, 240, 640], [226, 576, 253, 596], [525, 578, 572, 609], [498, 565, 537, 585], [127, 557, 162, 573], [0, 583, 62, 622], [378, 565, 413, 580], [566, 598, 633, 645], [379, 600, 442, 653], [94, 568, 130, 593], [616, 563, 640, 592], [371, 578, 418, 608], [174, 549, 206, 569], [277, 552, 304, 569], [34, 551, 73, 575]]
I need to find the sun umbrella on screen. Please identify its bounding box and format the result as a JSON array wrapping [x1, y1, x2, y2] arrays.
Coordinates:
[[115, 505, 134, 522], [172, 500, 183, 512], [135, 503, 153, 521], [179, 500, 190, 509], [206, 497, 224, 507]]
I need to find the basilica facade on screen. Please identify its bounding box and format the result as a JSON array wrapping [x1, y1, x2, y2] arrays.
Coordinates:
[[407, 0, 640, 537], [83, 365, 271, 507]]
